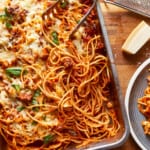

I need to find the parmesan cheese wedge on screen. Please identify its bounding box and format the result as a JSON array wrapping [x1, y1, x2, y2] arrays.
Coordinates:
[[122, 21, 150, 54]]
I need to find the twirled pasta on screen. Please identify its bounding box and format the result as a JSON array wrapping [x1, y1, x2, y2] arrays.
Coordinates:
[[138, 74, 150, 134]]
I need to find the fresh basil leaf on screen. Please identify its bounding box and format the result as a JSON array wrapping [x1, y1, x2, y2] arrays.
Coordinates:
[[4, 7, 11, 17], [60, 1, 68, 8], [6, 67, 22, 77], [5, 21, 12, 29], [43, 134, 53, 144], [0, 14, 7, 20], [32, 89, 41, 105], [12, 84, 21, 92], [34, 89, 41, 97], [32, 99, 39, 111], [32, 98, 38, 105], [32, 89, 41, 104], [52, 31, 59, 45], [53, 39, 59, 45], [0, 8, 13, 29], [32, 89, 41, 112], [17, 106, 25, 112], [52, 31, 58, 39]]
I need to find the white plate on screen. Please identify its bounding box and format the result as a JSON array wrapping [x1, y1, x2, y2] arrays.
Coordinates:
[[125, 58, 150, 150]]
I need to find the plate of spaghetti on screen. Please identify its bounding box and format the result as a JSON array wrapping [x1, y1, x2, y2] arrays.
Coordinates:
[[125, 58, 150, 150], [0, 0, 129, 150]]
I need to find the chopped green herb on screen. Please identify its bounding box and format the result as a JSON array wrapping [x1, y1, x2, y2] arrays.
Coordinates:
[[6, 67, 22, 77], [31, 99, 39, 112], [4, 7, 11, 17], [32, 89, 41, 105], [31, 89, 41, 111], [0, 7, 13, 29], [0, 14, 7, 20], [60, 1, 68, 9], [52, 31, 58, 40], [34, 89, 41, 97], [5, 21, 12, 29], [43, 134, 53, 144], [12, 84, 21, 92], [17, 106, 25, 112], [51, 31, 59, 45], [32, 99, 38, 105]]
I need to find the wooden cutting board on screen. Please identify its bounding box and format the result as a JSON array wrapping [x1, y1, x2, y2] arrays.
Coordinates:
[[100, 1, 150, 65], [99, 1, 150, 149]]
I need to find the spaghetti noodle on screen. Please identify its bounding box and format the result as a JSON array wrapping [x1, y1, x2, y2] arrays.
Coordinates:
[[138, 73, 150, 134], [0, 0, 120, 149]]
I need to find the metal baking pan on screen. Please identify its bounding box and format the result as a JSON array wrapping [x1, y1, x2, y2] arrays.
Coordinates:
[[0, 1, 129, 150], [104, 0, 150, 18], [86, 1, 130, 149]]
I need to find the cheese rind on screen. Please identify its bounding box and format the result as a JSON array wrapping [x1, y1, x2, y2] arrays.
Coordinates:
[[122, 21, 150, 54]]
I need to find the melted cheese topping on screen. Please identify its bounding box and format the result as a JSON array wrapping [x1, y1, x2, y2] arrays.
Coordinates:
[[0, 0, 59, 130], [0, 0, 87, 147], [0, 0, 47, 57]]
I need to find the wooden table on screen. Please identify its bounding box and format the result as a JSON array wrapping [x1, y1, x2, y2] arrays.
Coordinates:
[[99, 0, 150, 149]]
